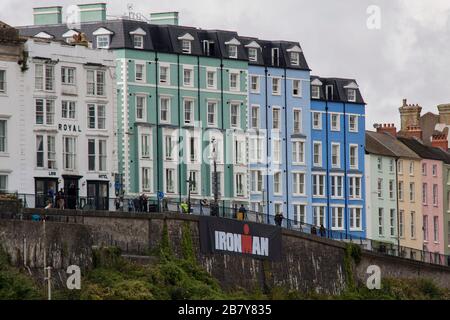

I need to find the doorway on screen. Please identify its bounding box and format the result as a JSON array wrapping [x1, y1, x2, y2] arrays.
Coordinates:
[[63, 175, 81, 209], [87, 181, 109, 210], [34, 178, 58, 208]]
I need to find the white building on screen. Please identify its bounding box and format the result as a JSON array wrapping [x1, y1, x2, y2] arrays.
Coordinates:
[[0, 24, 117, 210]]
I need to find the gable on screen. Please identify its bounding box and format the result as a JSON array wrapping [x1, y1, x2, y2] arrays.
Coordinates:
[[177, 33, 194, 41], [34, 31, 54, 39], [225, 37, 241, 46], [93, 27, 114, 36], [130, 27, 147, 36]]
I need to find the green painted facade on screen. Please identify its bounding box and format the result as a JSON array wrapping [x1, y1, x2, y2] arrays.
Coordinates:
[[366, 153, 398, 244], [115, 49, 248, 206]]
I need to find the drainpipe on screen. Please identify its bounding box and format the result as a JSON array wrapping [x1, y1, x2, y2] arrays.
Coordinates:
[[283, 68, 289, 222], [395, 157, 401, 252], [155, 53, 161, 207], [325, 101, 330, 237], [177, 54, 182, 205], [343, 102, 349, 239], [265, 67, 270, 223]]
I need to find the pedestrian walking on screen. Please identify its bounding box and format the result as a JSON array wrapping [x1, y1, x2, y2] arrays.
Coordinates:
[[237, 204, 247, 221]]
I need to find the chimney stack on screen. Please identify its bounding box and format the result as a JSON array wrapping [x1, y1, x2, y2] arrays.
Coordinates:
[[33, 6, 62, 25], [399, 99, 422, 132], [375, 123, 397, 137], [431, 133, 448, 150], [78, 3, 107, 23], [403, 125, 423, 140], [150, 12, 179, 25]]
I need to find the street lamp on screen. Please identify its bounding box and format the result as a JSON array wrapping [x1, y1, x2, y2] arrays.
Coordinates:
[[210, 137, 219, 217], [186, 176, 194, 214]]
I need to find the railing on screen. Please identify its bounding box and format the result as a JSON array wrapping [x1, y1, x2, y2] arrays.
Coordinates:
[[3, 193, 450, 268]]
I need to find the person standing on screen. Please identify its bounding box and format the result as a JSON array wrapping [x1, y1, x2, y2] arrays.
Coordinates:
[[237, 204, 247, 221], [274, 212, 283, 227], [319, 224, 326, 237]]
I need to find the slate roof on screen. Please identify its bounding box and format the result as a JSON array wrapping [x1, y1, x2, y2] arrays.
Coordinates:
[[397, 136, 450, 164], [311, 75, 365, 104], [16, 19, 309, 69], [365, 131, 420, 159]]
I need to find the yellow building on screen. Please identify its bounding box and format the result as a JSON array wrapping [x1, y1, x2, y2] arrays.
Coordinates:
[[397, 158, 423, 254]]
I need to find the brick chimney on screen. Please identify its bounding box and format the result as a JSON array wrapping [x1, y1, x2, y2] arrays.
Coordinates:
[[403, 125, 423, 140], [431, 133, 448, 150], [375, 123, 397, 137]]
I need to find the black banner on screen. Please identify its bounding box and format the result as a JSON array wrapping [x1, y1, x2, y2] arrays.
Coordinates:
[[199, 216, 282, 261]]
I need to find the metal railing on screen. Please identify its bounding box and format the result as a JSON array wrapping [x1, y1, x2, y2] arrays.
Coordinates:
[[2, 193, 450, 268]]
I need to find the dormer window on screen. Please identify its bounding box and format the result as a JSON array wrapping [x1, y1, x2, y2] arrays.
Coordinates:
[[272, 48, 279, 66], [93, 27, 114, 49], [62, 30, 79, 44], [245, 41, 261, 63], [130, 28, 146, 50], [203, 40, 215, 56], [344, 81, 359, 102], [287, 45, 302, 66], [225, 38, 241, 59], [248, 48, 257, 62], [347, 89, 356, 102], [228, 45, 238, 59], [290, 52, 300, 66], [182, 40, 191, 54], [312, 86, 320, 99], [96, 35, 110, 49], [325, 85, 334, 100], [178, 33, 195, 54], [311, 78, 323, 99], [134, 35, 143, 49]]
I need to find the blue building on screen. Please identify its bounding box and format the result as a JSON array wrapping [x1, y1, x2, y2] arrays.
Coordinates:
[[242, 37, 311, 226], [310, 76, 366, 238]]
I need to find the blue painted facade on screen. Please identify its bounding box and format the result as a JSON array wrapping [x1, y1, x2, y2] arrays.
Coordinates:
[[245, 39, 311, 225], [310, 77, 366, 238]]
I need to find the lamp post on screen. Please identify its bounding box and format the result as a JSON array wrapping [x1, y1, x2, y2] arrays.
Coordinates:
[[186, 176, 194, 213], [210, 137, 219, 216]]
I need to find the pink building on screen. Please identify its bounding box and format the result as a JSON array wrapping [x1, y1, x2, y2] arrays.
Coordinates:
[[398, 137, 447, 257], [421, 159, 444, 255]]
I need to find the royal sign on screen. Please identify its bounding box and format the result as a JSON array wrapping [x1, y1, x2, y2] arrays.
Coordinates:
[[199, 216, 282, 261]]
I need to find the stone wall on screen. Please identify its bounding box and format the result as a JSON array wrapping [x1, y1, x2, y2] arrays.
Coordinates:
[[3, 208, 450, 293]]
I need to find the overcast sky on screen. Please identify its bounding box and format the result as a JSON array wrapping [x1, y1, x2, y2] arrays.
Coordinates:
[[1, 0, 449, 129]]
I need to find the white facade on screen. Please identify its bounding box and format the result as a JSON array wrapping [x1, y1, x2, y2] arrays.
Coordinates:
[[0, 38, 117, 209]]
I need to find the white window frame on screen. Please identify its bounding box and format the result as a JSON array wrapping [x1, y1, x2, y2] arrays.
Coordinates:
[[312, 173, 326, 197], [133, 35, 144, 49], [183, 98, 194, 125], [273, 171, 282, 195], [331, 174, 344, 199], [63, 136, 77, 171], [206, 69, 217, 89], [251, 105, 260, 129], [159, 64, 170, 85], [311, 85, 320, 99], [183, 66, 194, 87], [250, 75, 260, 93], [292, 171, 306, 196], [141, 167, 152, 192], [331, 206, 345, 230], [61, 66, 76, 85], [349, 115, 358, 132], [272, 77, 281, 95], [135, 62, 145, 82], [293, 109, 302, 133], [35, 63, 55, 92], [349, 206, 363, 231], [160, 96, 171, 123], [272, 107, 281, 130], [61, 101, 76, 120], [228, 45, 238, 59], [347, 89, 356, 102], [313, 141, 322, 167], [0, 69, 6, 93], [292, 139, 305, 165], [87, 104, 106, 130], [248, 48, 257, 62], [135, 95, 147, 121], [229, 72, 240, 91], [331, 142, 341, 168], [349, 144, 358, 170], [330, 113, 340, 131], [207, 101, 217, 127], [96, 35, 110, 49], [349, 175, 362, 199], [230, 102, 240, 128], [292, 79, 302, 97], [312, 112, 322, 130], [0, 119, 7, 153]]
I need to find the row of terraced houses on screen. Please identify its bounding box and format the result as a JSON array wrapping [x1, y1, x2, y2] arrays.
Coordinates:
[[0, 4, 449, 262]]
